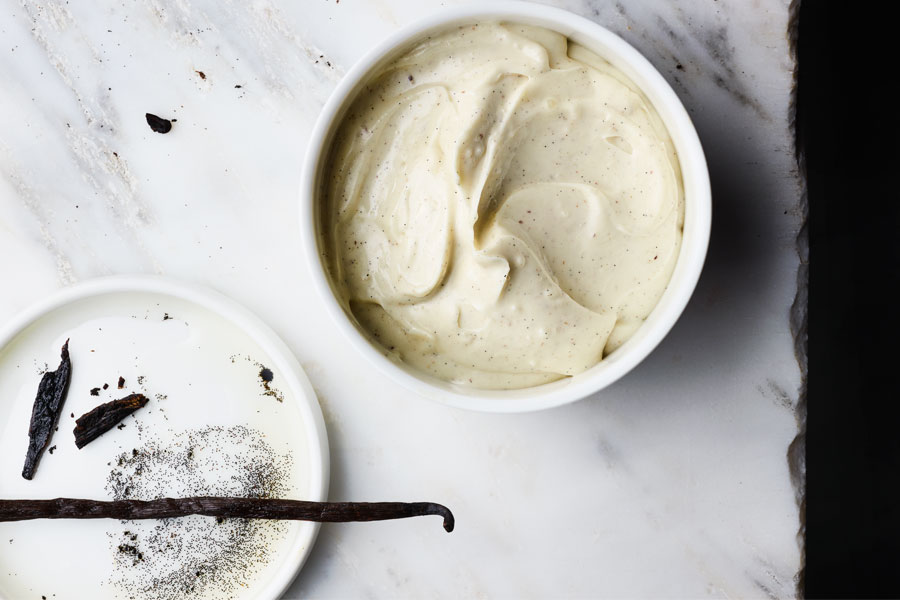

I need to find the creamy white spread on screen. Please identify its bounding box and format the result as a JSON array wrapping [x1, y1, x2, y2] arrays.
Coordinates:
[[322, 22, 684, 389]]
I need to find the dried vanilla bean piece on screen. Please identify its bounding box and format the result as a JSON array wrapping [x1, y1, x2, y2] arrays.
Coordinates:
[[73, 394, 149, 449], [0, 498, 455, 532], [22, 340, 72, 480]]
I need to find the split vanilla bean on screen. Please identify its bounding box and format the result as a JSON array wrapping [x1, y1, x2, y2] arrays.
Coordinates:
[[0, 497, 455, 532], [74, 393, 149, 448], [22, 340, 72, 480]]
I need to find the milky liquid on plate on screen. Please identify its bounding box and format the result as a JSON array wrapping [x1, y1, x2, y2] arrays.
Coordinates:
[[0, 292, 317, 600]]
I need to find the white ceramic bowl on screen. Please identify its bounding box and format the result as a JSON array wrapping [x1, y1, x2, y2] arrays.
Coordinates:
[[300, 1, 711, 413]]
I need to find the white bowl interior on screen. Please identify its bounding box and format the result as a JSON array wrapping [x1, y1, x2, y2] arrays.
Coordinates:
[[301, 1, 710, 412]]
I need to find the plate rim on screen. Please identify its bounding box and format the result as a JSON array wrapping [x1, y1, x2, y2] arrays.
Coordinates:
[[0, 275, 331, 600]]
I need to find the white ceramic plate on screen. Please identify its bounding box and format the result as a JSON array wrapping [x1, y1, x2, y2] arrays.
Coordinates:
[[0, 276, 329, 600]]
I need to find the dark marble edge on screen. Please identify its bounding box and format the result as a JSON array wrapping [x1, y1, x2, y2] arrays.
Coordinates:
[[787, 0, 807, 597]]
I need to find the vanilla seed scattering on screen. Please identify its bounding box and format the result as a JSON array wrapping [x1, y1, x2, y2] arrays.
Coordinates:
[[103, 425, 295, 599]]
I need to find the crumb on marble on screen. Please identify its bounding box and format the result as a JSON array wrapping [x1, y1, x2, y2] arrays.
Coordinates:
[[145, 113, 172, 134]]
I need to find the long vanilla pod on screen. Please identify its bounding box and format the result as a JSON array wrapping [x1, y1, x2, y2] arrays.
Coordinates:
[[0, 497, 454, 532]]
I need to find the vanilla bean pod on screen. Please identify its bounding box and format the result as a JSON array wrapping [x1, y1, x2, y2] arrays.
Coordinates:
[[74, 394, 149, 449], [22, 340, 72, 480], [0, 498, 455, 532]]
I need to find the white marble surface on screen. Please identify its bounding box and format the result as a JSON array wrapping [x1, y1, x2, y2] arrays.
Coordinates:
[[0, 0, 802, 598]]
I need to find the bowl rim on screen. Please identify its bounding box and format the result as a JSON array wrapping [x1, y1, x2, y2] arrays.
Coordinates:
[[299, 0, 711, 413], [0, 275, 331, 599]]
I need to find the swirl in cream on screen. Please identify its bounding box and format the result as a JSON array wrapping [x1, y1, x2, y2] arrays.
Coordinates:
[[321, 22, 684, 389]]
